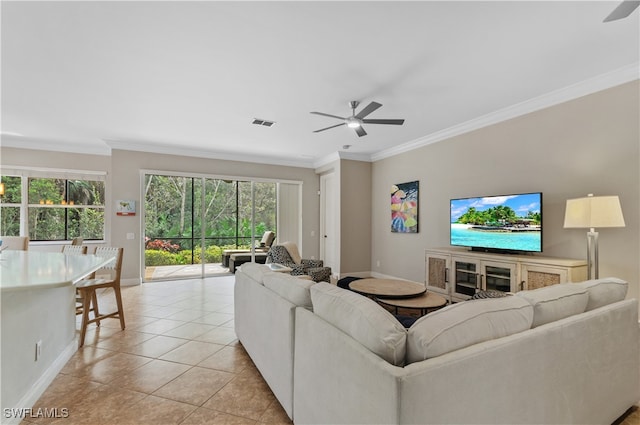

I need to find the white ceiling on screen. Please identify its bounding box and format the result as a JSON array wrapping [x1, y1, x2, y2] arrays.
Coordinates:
[[1, 1, 638, 168]]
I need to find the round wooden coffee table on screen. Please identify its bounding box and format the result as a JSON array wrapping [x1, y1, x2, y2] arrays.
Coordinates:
[[376, 292, 447, 316], [348, 278, 426, 299]]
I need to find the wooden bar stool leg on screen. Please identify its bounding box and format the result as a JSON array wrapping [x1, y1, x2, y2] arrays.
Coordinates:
[[79, 288, 92, 347], [114, 286, 126, 330], [92, 291, 101, 326]]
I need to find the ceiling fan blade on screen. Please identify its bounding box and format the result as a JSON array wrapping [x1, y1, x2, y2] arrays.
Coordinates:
[[362, 119, 405, 125], [354, 126, 367, 137], [603, 0, 640, 22], [355, 101, 382, 119], [313, 123, 346, 133], [310, 111, 346, 120]]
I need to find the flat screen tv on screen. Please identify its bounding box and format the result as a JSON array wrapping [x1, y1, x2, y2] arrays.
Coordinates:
[[450, 192, 542, 253]]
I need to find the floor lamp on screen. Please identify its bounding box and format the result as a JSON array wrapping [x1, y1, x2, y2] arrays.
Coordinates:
[[563, 194, 625, 279]]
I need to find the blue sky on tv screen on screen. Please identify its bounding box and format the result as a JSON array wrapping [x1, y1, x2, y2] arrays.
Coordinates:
[[450, 193, 541, 223]]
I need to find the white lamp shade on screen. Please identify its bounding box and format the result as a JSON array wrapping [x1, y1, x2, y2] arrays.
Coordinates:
[[563, 195, 625, 229]]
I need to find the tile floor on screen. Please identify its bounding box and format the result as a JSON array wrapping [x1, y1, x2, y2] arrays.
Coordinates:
[[20, 275, 640, 425], [21, 276, 291, 425]]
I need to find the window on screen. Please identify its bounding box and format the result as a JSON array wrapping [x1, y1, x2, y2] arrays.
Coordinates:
[[0, 176, 22, 236], [1, 168, 106, 241]]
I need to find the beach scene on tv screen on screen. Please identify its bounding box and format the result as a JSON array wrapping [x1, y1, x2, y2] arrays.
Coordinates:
[[451, 193, 542, 252]]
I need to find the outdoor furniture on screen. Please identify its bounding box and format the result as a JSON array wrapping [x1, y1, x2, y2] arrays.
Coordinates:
[[229, 251, 268, 273], [222, 231, 276, 267], [266, 242, 331, 282]]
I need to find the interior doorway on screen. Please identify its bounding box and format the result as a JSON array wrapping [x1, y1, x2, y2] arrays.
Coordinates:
[[320, 171, 338, 275]]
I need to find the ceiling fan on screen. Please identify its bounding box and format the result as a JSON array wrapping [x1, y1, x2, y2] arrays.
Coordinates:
[[311, 101, 405, 137], [603, 0, 640, 22]]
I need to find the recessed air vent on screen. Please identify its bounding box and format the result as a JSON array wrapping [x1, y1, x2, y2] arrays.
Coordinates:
[[252, 118, 275, 127]]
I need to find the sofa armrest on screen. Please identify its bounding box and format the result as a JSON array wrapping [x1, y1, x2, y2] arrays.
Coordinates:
[[294, 308, 402, 424]]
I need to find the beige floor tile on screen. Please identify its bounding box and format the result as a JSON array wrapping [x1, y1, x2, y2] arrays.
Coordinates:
[[202, 374, 275, 421], [95, 330, 156, 351], [70, 352, 152, 384], [159, 340, 225, 365], [76, 325, 123, 346], [48, 383, 147, 425], [153, 366, 233, 406], [193, 326, 237, 345], [180, 407, 257, 425], [112, 395, 196, 425], [30, 374, 101, 414], [140, 305, 186, 319], [108, 359, 191, 393], [201, 301, 233, 312], [132, 318, 186, 335], [198, 345, 253, 373], [220, 319, 235, 329], [165, 308, 206, 322], [60, 346, 117, 376], [162, 322, 216, 339], [258, 400, 293, 425], [122, 335, 189, 358], [192, 312, 234, 326]]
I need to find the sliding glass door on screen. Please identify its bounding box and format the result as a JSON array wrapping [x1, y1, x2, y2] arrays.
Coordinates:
[[143, 172, 283, 281]]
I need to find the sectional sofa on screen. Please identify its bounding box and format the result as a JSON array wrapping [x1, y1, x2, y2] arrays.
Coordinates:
[[234, 263, 639, 424]]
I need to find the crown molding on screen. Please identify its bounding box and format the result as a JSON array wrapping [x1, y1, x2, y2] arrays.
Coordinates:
[[312, 151, 372, 169], [371, 63, 640, 162], [103, 139, 316, 169], [1, 135, 112, 156]]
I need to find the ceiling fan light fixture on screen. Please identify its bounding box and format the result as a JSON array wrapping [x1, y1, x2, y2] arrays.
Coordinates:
[[346, 117, 361, 128]]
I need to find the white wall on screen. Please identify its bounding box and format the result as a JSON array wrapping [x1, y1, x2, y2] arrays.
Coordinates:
[[371, 81, 640, 303]]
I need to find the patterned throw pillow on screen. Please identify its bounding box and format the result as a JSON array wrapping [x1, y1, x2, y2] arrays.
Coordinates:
[[470, 290, 509, 300]]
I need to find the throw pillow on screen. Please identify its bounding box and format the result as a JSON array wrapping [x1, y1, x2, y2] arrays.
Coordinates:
[[573, 277, 628, 311], [280, 241, 302, 264], [263, 272, 315, 309], [515, 283, 588, 328], [310, 282, 407, 366], [406, 296, 533, 363]]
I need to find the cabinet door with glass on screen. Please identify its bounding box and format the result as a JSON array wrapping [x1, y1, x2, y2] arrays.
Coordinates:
[[481, 260, 518, 293], [451, 256, 517, 301], [425, 252, 451, 297], [450, 256, 482, 301]]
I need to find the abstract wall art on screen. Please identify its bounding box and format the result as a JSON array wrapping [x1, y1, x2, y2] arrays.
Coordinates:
[[391, 181, 419, 233]]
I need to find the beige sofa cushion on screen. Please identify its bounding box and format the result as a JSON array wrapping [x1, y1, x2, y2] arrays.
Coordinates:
[[516, 283, 588, 328], [310, 282, 407, 366], [406, 295, 533, 363], [263, 272, 315, 309], [238, 262, 271, 284], [574, 277, 628, 311]]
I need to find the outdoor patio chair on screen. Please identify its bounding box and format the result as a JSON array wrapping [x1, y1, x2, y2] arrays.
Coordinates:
[[266, 242, 331, 282], [222, 231, 276, 267]]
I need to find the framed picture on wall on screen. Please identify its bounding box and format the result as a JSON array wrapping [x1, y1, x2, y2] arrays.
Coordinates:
[[391, 181, 419, 233], [116, 200, 136, 216]]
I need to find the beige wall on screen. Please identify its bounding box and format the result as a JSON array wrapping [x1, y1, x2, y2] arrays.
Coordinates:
[[1, 148, 320, 282], [371, 81, 640, 302], [109, 149, 320, 282], [340, 159, 372, 274]]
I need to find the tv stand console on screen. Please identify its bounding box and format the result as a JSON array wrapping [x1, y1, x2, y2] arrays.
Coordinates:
[[425, 247, 587, 303]]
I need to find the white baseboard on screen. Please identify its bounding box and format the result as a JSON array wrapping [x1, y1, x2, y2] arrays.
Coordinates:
[[121, 277, 141, 286], [3, 340, 77, 425]]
